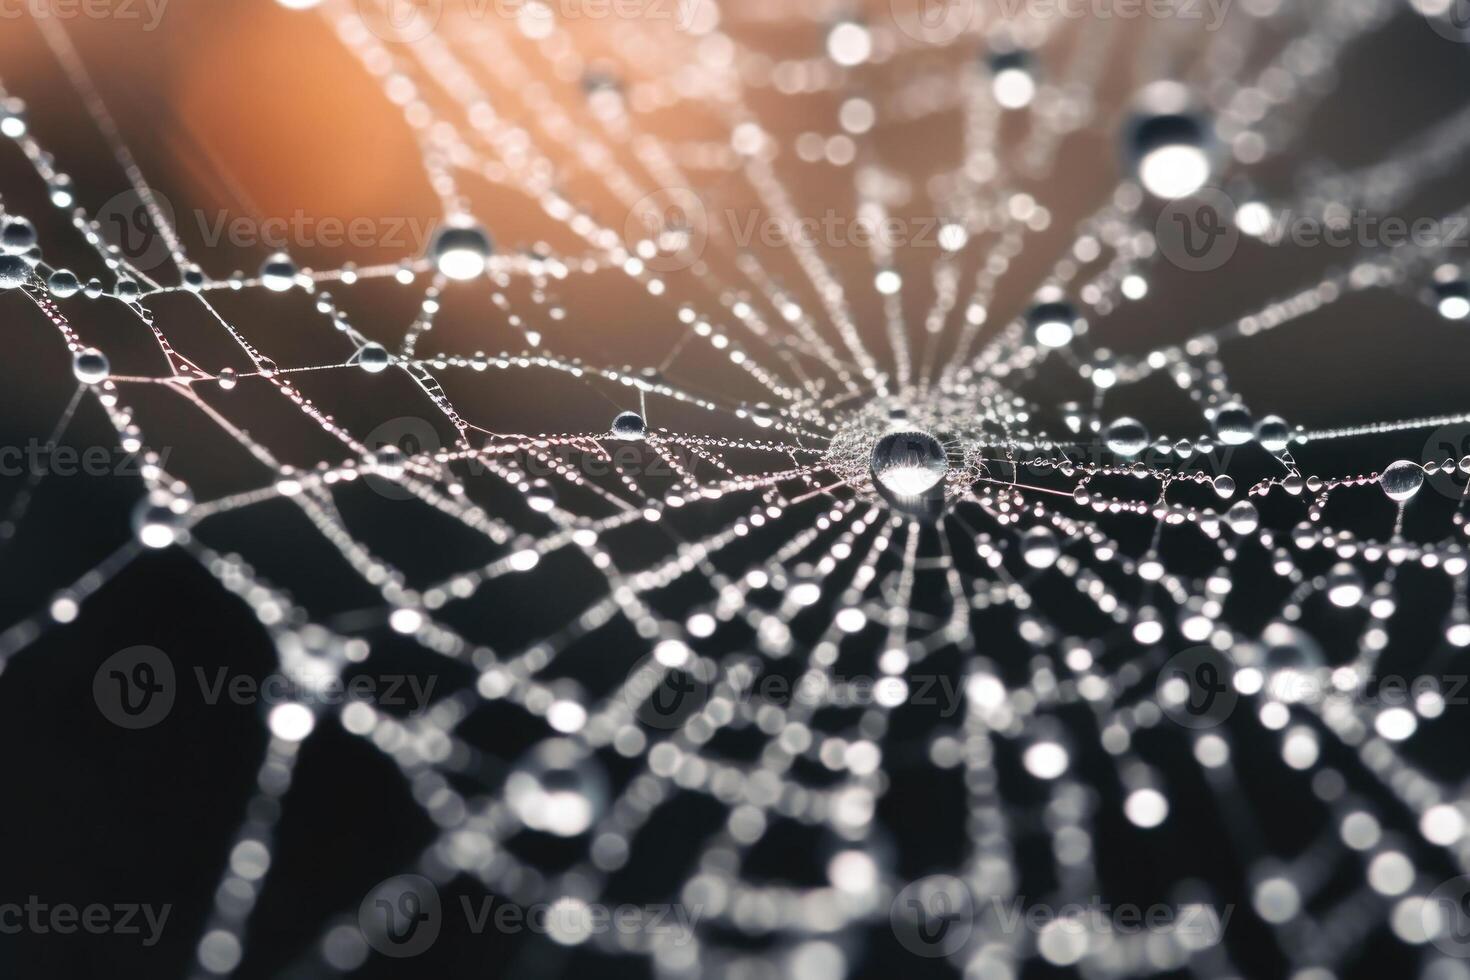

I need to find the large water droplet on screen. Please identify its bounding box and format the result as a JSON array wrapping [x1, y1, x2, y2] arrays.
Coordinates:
[[1326, 563, 1364, 608], [1027, 301, 1081, 349], [610, 411, 646, 440], [47, 270, 80, 298], [357, 342, 390, 374], [0, 253, 29, 289], [72, 347, 109, 384], [1255, 415, 1290, 453], [1128, 102, 1212, 199], [432, 223, 493, 281], [1213, 403, 1253, 446], [260, 253, 297, 292], [1020, 527, 1060, 569], [1105, 417, 1149, 457], [871, 429, 948, 497], [1379, 460, 1424, 502]]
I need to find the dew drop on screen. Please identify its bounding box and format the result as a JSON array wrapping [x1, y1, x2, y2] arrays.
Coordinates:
[[1105, 417, 1149, 457], [610, 411, 646, 440], [527, 479, 557, 513], [47, 270, 80, 298], [1225, 500, 1259, 534], [0, 253, 29, 289], [432, 222, 493, 281], [871, 429, 948, 497], [1027, 301, 1081, 349], [1379, 460, 1424, 502], [357, 342, 391, 374], [505, 739, 608, 837], [260, 252, 297, 292], [1255, 415, 1291, 453], [1131, 117, 1211, 199], [72, 347, 109, 384], [1213, 403, 1253, 446], [1020, 526, 1060, 570]]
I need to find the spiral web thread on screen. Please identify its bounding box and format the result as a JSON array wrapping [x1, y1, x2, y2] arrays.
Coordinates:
[[5, 1, 1470, 977]]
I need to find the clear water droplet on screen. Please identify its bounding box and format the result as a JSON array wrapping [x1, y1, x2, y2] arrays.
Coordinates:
[[47, 270, 79, 298], [1214, 404, 1253, 446], [610, 411, 646, 439], [432, 223, 492, 281], [1105, 417, 1149, 457], [260, 253, 297, 292], [1379, 460, 1424, 502], [358, 342, 390, 373], [1020, 527, 1060, 569], [505, 739, 607, 837], [72, 347, 109, 384], [872, 429, 948, 497]]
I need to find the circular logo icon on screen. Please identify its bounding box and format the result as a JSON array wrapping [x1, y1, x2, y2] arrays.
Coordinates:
[[356, 0, 443, 43], [1157, 646, 1239, 729], [1418, 0, 1470, 42], [362, 416, 441, 501], [888, 0, 975, 44], [1426, 875, 1470, 957], [94, 645, 176, 729], [1155, 186, 1239, 272], [358, 874, 441, 958], [97, 189, 177, 273], [625, 187, 708, 273], [1424, 424, 1470, 501], [890, 874, 974, 958], [622, 652, 711, 730]]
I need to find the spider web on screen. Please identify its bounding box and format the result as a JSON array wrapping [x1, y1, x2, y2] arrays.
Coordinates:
[[4, 1, 1470, 978]]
